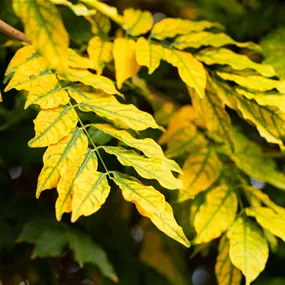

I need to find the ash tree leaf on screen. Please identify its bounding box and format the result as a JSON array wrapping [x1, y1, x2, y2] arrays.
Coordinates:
[[68, 48, 93, 69], [103, 146, 183, 190], [113, 38, 140, 89], [28, 106, 78, 148], [194, 185, 238, 244], [135, 37, 164, 74], [13, 0, 69, 74], [86, 12, 111, 36], [113, 172, 190, 247], [215, 235, 242, 285], [227, 217, 269, 285], [50, 0, 96, 16], [123, 8, 153, 36], [246, 207, 285, 242]]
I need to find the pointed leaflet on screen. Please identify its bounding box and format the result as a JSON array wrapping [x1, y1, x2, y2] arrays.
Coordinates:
[[28, 106, 78, 148], [68, 87, 162, 131], [123, 9, 153, 36], [113, 172, 189, 247], [150, 18, 222, 40], [215, 235, 242, 285], [179, 147, 222, 197], [86, 12, 111, 36], [50, 0, 96, 16], [164, 48, 206, 98], [246, 207, 285, 242], [36, 128, 88, 198], [227, 217, 269, 285], [103, 146, 183, 190], [196, 48, 276, 77], [194, 185, 238, 244], [13, 0, 69, 74], [135, 37, 164, 74], [87, 36, 113, 74], [174, 31, 261, 52], [113, 38, 140, 89], [92, 124, 181, 173], [68, 48, 93, 69], [56, 150, 98, 221]]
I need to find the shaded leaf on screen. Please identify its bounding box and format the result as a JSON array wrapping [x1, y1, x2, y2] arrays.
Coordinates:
[[86, 12, 111, 36]]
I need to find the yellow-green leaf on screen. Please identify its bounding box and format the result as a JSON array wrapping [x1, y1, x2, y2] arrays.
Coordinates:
[[113, 172, 190, 247], [56, 149, 97, 221], [87, 36, 113, 74], [113, 38, 140, 89], [86, 12, 111, 35], [194, 185, 238, 244], [196, 48, 276, 77], [92, 123, 181, 173], [68, 86, 162, 131], [246, 207, 285, 242], [36, 128, 88, 198], [13, 0, 69, 74], [215, 235, 242, 285], [164, 48, 206, 98], [103, 146, 183, 190], [150, 18, 222, 40], [179, 147, 222, 197], [174, 31, 261, 52], [123, 9, 153, 36], [29, 106, 78, 148], [135, 37, 164, 74], [227, 217, 269, 285], [68, 48, 93, 69], [51, 0, 96, 16]]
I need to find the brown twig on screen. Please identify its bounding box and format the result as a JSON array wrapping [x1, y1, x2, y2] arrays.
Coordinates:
[[0, 19, 31, 44]]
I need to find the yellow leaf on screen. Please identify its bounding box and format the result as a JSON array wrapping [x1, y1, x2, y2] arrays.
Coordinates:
[[87, 36, 113, 75], [0, 90, 2, 102], [246, 207, 285, 242], [123, 9, 153, 36], [68, 48, 93, 69], [135, 37, 164, 74], [113, 172, 190, 247], [56, 149, 97, 221], [215, 235, 242, 285], [194, 185, 238, 244], [227, 217, 269, 285], [196, 48, 276, 77], [86, 12, 111, 35], [68, 86, 162, 131], [51, 0, 96, 16], [13, 0, 69, 74], [103, 146, 183, 190], [29, 106, 78, 148], [113, 38, 140, 89], [92, 124, 181, 173], [164, 48, 206, 98], [36, 128, 88, 198], [179, 147, 222, 198], [174, 31, 261, 52], [150, 18, 222, 40]]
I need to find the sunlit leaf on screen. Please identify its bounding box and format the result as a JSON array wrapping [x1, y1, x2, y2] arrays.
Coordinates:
[[51, 0, 96, 16], [113, 38, 140, 89], [227, 217, 269, 285], [68, 48, 93, 69], [194, 185, 238, 244]]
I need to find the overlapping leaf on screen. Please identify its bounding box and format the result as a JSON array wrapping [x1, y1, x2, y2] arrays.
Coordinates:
[[86, 12, 111, 36], [51, 0, 96, 16], [68, 48, 93, 69]]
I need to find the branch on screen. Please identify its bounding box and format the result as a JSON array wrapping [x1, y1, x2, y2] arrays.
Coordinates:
[[0, 19, 31, 44]]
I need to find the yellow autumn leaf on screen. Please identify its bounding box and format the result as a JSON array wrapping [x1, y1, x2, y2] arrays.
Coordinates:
[[13, 0, 69, 74], [196, 48, 276, 77], [246, 207, 285, 242], [174, 31, 261, 52], [113, 38, 140, 89], [87, 36, 113, 75], [91, 124, 181, 173], [0, 90, 2, 102], [28, 106, 78, 148], [68, 86, 162, 131], [150, 18, 222, 40], [86, 12, 111, 35], [113, 172, 190, 247], [51, 0, 96, 16], [194, 185, 238, 244], [164, 48, 207, 98], [103, 146, 183, 190], [227, 217, 269, 285], [179, 147, 222, 198], [68, 48, 93, 69], [135, 37, 164, 74], [123, 9, 153, 36], [56, 149, 97, 221], [215, 235, 242, 285], [36, 128, 88, 198]]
